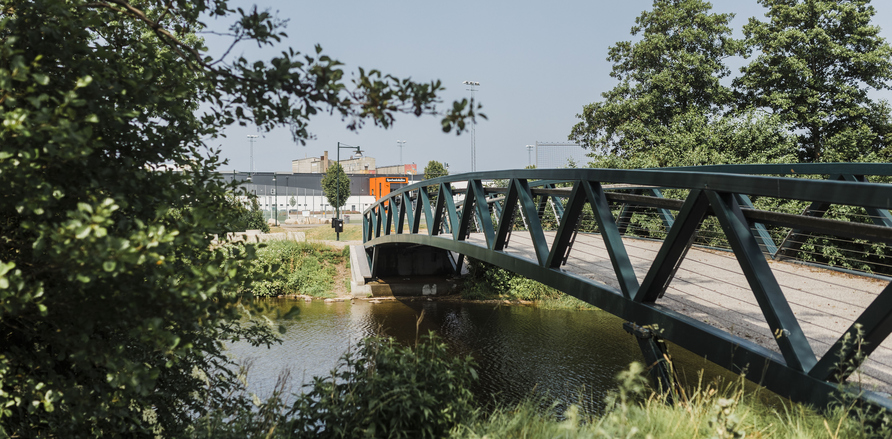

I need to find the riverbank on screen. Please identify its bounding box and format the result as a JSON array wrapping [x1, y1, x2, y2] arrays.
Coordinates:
[[228, 232, 889, 438], [222, 303, 887, 438], [252, 225, 593, 310], [239, 240, 352, 298]]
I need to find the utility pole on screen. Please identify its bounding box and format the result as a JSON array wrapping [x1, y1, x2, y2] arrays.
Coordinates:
[[246, 135, 258, 179], [397, 140, 406, 167], [463, 81, 480, 172], [335, 142, 362, 241]]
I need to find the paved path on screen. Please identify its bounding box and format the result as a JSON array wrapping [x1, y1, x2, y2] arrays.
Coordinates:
[[461, 231, 892, 394]]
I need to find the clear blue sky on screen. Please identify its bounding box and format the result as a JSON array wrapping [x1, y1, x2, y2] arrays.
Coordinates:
[[206, 1, 892, 175]]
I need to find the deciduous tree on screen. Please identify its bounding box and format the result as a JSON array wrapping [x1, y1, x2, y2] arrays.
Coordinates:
[[570, 0, 742, 159], [0, 0, 476, 435], [423, 160, 449, 180], [587, 109, 798, 168], [735, 0, 892, 162], [321, 163, 350, 211]]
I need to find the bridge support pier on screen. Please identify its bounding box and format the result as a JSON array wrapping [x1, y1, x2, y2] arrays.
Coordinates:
[[623, 322, 675, 403]]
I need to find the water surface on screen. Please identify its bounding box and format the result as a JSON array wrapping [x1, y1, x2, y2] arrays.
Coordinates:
[[227, 298, 739, 413]]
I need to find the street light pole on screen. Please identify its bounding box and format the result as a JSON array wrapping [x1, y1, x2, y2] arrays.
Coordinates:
[[396, 140, 406, 167], [336, 142, 363, 241], [247, 135, 258, 179], [273, 175, 278, 226], [462, 81, 480, 172]]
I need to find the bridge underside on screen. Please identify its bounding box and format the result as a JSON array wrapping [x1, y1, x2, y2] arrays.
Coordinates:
[[370, 244, 455, 278], [367, 244, 459, 297]]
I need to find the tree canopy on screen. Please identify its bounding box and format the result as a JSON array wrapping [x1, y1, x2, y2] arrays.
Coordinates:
[[735, 0, 892, 162], [572, 0, 892, 168], [0, 0, 477, 435], [423, 160, 449, 180], [321, 163, 350, 210], [570, 0, 742, 159]]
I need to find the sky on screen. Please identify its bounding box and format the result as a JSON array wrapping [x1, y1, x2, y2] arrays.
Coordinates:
[[205, 1, 892, 175]]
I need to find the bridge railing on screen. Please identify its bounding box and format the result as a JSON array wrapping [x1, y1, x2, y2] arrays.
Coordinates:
[[362, 163, 892, 410]]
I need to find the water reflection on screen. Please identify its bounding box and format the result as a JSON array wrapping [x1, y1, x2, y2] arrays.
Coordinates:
[[228, 299, 648, 413]]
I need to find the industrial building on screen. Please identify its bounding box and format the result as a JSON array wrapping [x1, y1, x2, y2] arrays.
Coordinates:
[[224, 151, 420, 222]]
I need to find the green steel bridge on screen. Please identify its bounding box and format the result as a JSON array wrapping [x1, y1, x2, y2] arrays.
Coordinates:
[[361, 163, 892, 411]]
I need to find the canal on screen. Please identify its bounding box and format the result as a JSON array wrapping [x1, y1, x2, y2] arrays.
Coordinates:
[[227, 298, 738, 414]]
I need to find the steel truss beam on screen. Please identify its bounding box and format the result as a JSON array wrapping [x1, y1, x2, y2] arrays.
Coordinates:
[[361, 164, 892, 411]]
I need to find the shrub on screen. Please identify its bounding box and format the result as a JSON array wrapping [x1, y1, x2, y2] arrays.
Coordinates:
[[241, 241, 345, 297], [461, 259, 563, 302], [287, 333, 478, 438]]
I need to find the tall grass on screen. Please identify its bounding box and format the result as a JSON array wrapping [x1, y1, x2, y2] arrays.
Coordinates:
[[460, 259, 598, 310], [240, 241, 349, 297], [452, 362, 890, 438], [305, 223, 364, 241], [195, 330, 890, 438]]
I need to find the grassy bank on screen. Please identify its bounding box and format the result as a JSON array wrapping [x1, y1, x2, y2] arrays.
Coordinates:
[[305, 223, 364, 241], [239, 240, 350, 298], [459, 259, 598, 310], [454, 364, 887, 438], [198, 332, 889, 438]]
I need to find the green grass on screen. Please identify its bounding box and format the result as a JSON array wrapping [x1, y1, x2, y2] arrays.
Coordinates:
[[305, 224, 364, 241], [240, 240, 347, 297], [198, 330, 889, 438], [451, 363, 890, 438], [459, 260, 599, 310]]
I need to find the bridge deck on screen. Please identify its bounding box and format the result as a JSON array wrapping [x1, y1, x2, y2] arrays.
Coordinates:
[[461, 231, 892, 395]]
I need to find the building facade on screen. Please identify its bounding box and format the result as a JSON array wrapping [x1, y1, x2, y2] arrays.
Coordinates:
[[376, 163, 417, 175], [291, 151, 376, 174]]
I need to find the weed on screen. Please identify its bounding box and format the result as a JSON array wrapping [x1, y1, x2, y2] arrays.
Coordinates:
[[240, 241, 346, 297]]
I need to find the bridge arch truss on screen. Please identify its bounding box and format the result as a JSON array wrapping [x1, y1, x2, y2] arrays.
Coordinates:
[[363, 164, 892, 410]]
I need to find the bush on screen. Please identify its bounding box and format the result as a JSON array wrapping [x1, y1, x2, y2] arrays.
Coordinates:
[[461, 259, 563, 302], [241, 241, 345, 297], [287, 333, 478, 438]]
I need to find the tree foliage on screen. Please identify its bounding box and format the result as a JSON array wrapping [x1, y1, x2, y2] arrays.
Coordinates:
[[229, 197, 270, 233], [287, 334, 477, 439], [321, 163, 350, 210], [0, 0, 477, 435], [423, 160, 449, 180], [570, 0, 742, 158], [587, 109, 799, 168], [735, 0, 892, 162], [572, 0, 892, 168]]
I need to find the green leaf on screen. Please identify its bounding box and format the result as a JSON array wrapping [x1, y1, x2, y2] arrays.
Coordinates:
[[32, 73, 49, 85], [74, 225, 90, 239], [0, 261, 15, 277], [75, 75, 92, 88]]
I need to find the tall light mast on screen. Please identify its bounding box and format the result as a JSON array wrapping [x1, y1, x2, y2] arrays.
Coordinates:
[[246, 135, 259, 179], [462, 81, 480, 172], [397, 140, 406, 167]]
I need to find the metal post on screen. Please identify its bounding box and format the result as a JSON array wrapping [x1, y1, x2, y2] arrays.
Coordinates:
[[247, 135, 258, 178], [397, 140, 406, 167], [463, 81, 479, 172], [623, 322, 675, 403], [273, 175, 278, 226], [336, 142, 363, 241]]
